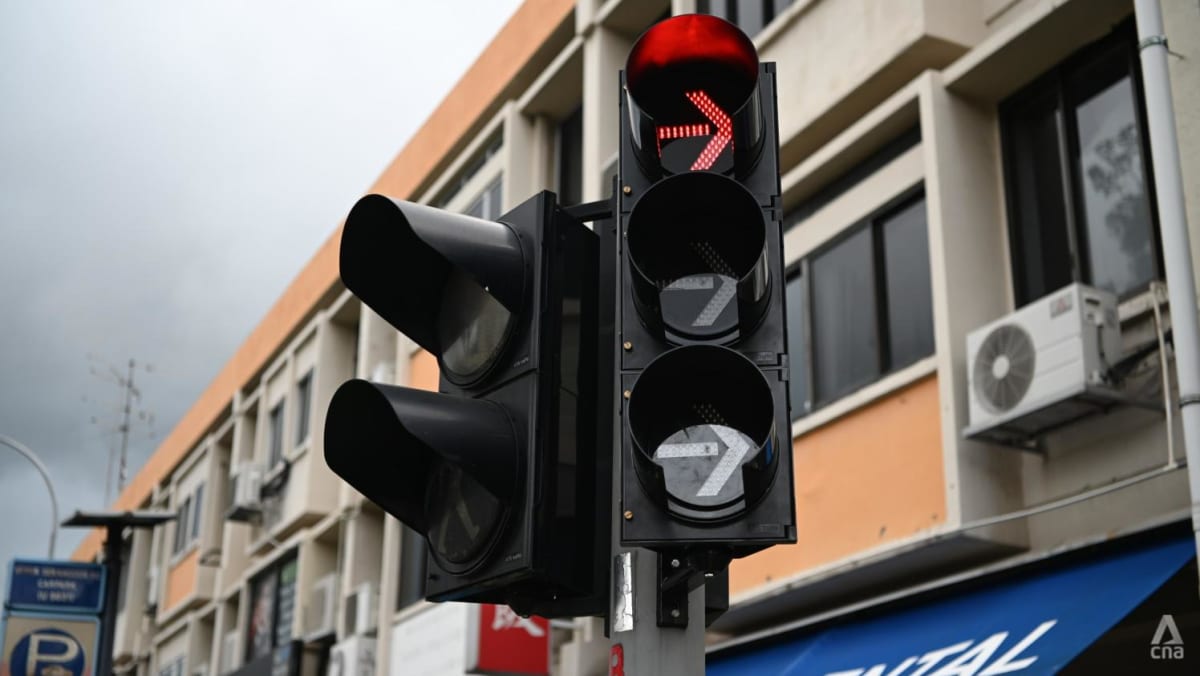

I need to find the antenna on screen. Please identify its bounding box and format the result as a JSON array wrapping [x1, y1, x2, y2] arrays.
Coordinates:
[[86, 353, 156, 505]]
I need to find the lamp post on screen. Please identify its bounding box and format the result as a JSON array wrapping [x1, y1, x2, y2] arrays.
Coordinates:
[[0, 433, 60, 558]]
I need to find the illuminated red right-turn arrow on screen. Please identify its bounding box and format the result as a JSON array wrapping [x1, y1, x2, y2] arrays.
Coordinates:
[[684, 90, 732, 171], [654, 90, 734, 171]]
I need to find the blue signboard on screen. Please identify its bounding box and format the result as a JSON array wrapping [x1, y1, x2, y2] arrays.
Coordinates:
[[0, 611, 101, 676], [5, 560, 105, 614]]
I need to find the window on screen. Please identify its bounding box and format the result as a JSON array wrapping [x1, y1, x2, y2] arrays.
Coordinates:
[[294, 370, 313, 447], [157, 656, 184, 676], [787, 192, 934, 417], [557, 106, 584, 206], [267, 401, 285, 467], [172, 496, 191, 555], [786, 126, 921, 230], [171, 482, 206, 555], [191, 482, 204, 540], [697, 0, 794, 37], [436, 134, 504, 208], [1002, 25, 1157, 305], [396, 525, 427, 610], [466, 177, 503, 220], [246, 555, 298, 661]]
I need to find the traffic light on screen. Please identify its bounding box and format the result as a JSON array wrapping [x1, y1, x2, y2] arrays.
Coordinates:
[[323, 192, 606, 618], [617, 14, 796, 562]]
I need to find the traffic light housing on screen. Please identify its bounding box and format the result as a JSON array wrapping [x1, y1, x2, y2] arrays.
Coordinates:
[[617, 15, 796, 562], [323, 192, 606, 618]]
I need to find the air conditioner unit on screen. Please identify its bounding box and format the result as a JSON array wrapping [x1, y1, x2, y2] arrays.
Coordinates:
[[303, 573, 338, 640], [327, 636, 375, 676], [226, 464, 264, 523], [344, 583, 377, 636], [219, 631, 239, 675], [965, 283, 1124, 448]]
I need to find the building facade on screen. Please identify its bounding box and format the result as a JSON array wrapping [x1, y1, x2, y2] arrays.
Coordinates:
[[76, 0, 1200, 674]]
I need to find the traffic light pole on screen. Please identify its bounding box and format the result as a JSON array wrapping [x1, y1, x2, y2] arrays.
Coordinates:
[[587, 184, 707, 676]]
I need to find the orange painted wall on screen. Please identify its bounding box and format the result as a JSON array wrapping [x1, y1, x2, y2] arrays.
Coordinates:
[[410, 350, 439, 392], [730, 375, 945, 597], [163, 548, 199, 613], [73, 0, 574, 562]]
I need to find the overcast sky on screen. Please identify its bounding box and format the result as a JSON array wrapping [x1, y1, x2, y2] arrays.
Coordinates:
[[0, 0, 522, 595]]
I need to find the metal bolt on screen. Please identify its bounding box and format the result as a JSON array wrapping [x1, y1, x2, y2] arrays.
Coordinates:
[[622, 185, 632, 195], [670, 609, 681, 618], [704, 572, 714, 578], [623, 341, 633, 351], [623, 389, 631, 399], [670, 558, 680, 568], [623, 510, 634, 520]]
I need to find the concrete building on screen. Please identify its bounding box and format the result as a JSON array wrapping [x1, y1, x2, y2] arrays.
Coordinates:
[[75, 0, 1200, 673]]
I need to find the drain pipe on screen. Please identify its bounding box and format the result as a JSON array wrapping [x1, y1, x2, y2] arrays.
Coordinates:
[[1133, 0, 1200, 582]]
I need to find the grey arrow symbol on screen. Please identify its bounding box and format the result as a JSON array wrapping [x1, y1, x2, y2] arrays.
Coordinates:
[[697, 426, 749, 497], [693, 276, 736, 327], [654, 441, 719, 459]]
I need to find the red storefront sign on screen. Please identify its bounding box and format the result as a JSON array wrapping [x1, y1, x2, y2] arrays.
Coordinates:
[[465, 604, 549, 675]]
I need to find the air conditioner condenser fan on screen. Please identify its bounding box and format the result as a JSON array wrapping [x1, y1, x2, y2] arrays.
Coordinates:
[[973, 324, 1035, 414]]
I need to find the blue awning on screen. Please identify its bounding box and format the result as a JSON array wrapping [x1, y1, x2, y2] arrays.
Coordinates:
[[708, 535, 1193, 676]]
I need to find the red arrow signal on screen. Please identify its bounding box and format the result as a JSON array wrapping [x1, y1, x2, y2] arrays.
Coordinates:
[[655, 90, 733, 172]]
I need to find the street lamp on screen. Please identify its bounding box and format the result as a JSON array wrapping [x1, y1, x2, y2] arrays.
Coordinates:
[[0, 433, 60, 558]]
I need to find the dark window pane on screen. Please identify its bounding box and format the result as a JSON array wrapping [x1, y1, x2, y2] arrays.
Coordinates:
[[1073, 74, 1155, 296], [466, 194, 485, 219], [268, 402, 284, 467], [787, 126, 921, 230], [882, 196, 935, 368], [738, 1, 766, 36], [173, 503, 186, 553], [772, 0, 795, 18], [294, 371, 312, 446], [811, 227, 879, 402], [1006, 90, 1073, 305], [397, 525, 427, 610], [486, 177, 503, 220], [557, 106, 583, 206], [697, 0, 731, 21], [192, 483, 204, 540], [785, 272, 809, 418]]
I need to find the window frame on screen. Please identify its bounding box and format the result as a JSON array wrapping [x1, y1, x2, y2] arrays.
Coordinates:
[[171, 496, 191, 556], [294, 370, 313, 448], [267, 400, 285, 468], [999, 22, 1161, 306], [787, 186, 932, 418], [696, 0, 795, 37], [191, 482, 204, 541], [555, 105, 584, 207]]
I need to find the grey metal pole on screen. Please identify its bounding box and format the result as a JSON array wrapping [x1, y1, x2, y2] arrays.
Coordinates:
[[0, 433, 60, 558], [96, 525, 124, 676], [602, 188, 706, 676], [1133, 0, 1200, 583]]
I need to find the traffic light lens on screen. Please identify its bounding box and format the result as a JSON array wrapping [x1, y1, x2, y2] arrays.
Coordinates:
[[438, 267, 515, 384], [627, 172, 768, 343], [628, 345, 777, 521], [626, 15, 758, 175], [653, 424, 758, 507], [426, 462, 507, 570], [626, 14, 757, 123]]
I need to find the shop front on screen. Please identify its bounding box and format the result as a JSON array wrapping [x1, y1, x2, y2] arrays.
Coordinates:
[[708, 529, 1197, 675]]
